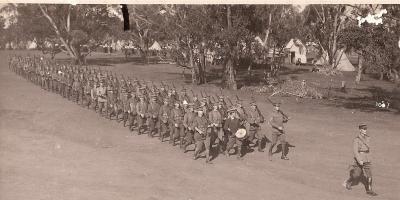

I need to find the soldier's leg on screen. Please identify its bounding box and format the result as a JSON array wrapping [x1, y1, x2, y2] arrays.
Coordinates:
[[169, 124, 175, 144], [268, 133, 279, 160], [280, 134, 289, 160], [159, 122, 168, 142], [183, 130, 194, 152], [236, 139, 243, 159], [225, 136, 236, 156], [204, 135, 212, 163], [148, 118, 155, 137], [256, 130, 265, 152], [363, 163, 377, 196], [193, 138, 204, 160], [179, 125, 186, 149], [137, 116, 144, 134]]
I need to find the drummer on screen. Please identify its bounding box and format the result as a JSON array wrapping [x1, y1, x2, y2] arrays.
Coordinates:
[[223, 108, 245, 159]]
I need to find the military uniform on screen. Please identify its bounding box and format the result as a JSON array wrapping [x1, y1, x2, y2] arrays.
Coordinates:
[[193, 113, 211, 162], [127, 95, 138, 131], [343, 124, 377, 196], [246, 102, 265, 152], [147, 96, 160, 137], [158, 100, 171, 142], [208, 105, 224, 154], [224, 110, 243, 158], [268, 103, 289, 160], [183, 105, 196, 152], [169, 104, 184, 146], [136, 97, 148, 134]]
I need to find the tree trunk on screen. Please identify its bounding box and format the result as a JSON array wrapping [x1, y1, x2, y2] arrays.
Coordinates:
[[393, 68, 399, 84], [379, 70, 384, 80], [39, 5, 77, 61], [226, 57, 237, 90], [225, 5, 237, 90], [355, 55, 363, 84]]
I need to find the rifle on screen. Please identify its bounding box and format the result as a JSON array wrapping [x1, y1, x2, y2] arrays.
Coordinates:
[[266, 97, 290, 121]]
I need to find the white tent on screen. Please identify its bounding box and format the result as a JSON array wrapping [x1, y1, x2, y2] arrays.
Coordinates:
[[285, 39, 307, 64], [314, 49, 355, 71], [26, 40, 37, 50], [149, 41, 162, 51]]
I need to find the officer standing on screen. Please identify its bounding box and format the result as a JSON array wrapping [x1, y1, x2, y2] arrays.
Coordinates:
[[343, 123, 378, 196]]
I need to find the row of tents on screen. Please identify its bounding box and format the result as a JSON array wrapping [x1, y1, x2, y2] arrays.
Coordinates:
[[285, 38, 356, 71]]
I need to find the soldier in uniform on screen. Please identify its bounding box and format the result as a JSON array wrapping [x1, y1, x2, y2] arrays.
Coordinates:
[[224, 108, 243, 159], [96, 81, 107, 115], [158, 99, 171, 142], [343, 123, 378, 196], [208, 103, 224, 155], [183, 103, 196, 153], [106, 82, 116, 119], [147, 95, 160, 137], [170, 102, 184, 147], [83, 80, 92, 109], [136, 95, 148, 135], [268, 103, 289, 161], [127, 93, 138, 132], [246, 100, 265, 152], [193, 108, 211, 163]]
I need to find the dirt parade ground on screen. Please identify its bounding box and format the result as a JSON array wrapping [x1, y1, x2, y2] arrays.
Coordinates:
[[0, 51, 399, 200]]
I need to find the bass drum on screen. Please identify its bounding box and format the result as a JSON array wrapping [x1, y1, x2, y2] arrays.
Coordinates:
[[235, 128, 247, 139]]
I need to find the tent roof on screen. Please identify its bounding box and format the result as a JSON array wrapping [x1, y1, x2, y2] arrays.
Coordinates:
[[149, 41, 161, 51]]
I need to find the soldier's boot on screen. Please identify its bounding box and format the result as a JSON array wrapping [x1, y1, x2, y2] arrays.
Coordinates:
[[342, 178, 353, 190], [366, 178, 377, 196], [281, 142, 289, 160], [257, 139, 264, 152]]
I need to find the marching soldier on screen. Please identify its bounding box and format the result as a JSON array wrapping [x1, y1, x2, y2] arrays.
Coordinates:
[[127, 93, 138, 132], [246, 100, 265, 152], [343, 123, 378, 196], [193, 108, 211, 163], [170, 102, 184, 147], [208, 103, 224, 154], [136, 94, 148, 135], [159, 99, 171, 142], [183, 103, 196, 153], [224, 108, 244, 159], [96, 81, 107, 115], [147, 94, 160, 137], [106, 82, 116, 119], [83, 80, 92, 109], [268, 103, 289, 161]]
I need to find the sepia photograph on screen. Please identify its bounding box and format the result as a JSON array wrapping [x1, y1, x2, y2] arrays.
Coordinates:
[[0, 3, 399, 200]]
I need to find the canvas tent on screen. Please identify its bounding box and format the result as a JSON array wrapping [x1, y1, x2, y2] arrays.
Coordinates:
[[149, 41, 162, 51], [285, 39, 307, 64], [314, 49, 355, 71]]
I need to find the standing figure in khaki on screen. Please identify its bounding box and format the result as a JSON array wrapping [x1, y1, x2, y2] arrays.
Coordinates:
[[136, 95, 148, 135], [127, 94, 138, 132], [343, 123, 378, 196], [170, 102, 184, 147], [183, 104, 196, 153], [193, 109, 212, 163], [147, 95, 160, 137], [96, 82, 107, 115], [268, 103, 289, 161], [158, 99, 171, 142], [208, 103, 224, 155], [246, 101, 265, 152], [224, 109, 243, 159]]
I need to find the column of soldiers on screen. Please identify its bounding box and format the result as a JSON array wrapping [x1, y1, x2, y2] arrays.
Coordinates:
[[8, 55, 377, 196]]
